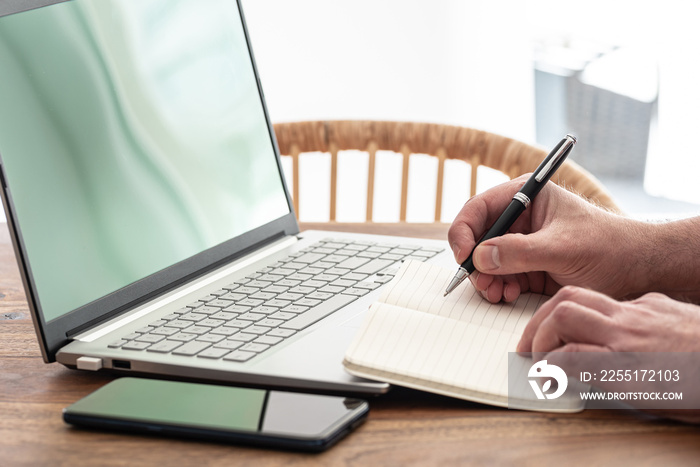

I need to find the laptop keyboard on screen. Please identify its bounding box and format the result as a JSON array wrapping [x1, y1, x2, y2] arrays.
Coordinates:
[[108, 238, 443, 363]]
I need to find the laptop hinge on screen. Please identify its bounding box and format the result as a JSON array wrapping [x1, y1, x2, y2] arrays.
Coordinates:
[[73, 234, 298, 343]]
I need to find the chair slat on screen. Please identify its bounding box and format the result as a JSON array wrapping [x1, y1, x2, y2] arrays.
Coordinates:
[[366, 142, 378, 222], [329, 143, 339, 221], [435, 147, 446, 222], [470, 155, 480, 199], [399, 144, 411, 222]]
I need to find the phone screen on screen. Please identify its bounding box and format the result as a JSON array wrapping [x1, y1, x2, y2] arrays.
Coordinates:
[[63, 378, 368, 451]]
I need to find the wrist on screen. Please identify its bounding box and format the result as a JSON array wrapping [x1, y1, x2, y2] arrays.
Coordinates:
[[629, 217, 700, 302]]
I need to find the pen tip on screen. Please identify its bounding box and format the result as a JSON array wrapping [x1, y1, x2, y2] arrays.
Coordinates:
[[443, 291, 449, 298]]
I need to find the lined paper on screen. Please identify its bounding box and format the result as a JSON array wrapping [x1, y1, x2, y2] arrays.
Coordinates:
[[344, 260, 548, 405]]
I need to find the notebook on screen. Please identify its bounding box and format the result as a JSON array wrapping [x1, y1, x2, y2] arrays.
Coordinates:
[[343, 261, 586, 411], [0, 0, 451, 395]]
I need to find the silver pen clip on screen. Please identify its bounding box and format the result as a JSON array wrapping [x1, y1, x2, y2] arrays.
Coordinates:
[[534, 134, 577, 182]]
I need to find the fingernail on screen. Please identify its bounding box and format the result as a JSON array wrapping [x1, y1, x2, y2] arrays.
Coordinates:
[[475, 245, 500, 271]]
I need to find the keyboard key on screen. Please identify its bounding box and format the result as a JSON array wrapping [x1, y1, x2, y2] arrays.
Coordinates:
[[238, 312, 265, 322], [170, 332, 198, 342], [261, 285, 289, 294], [313, 274, 340, 282], [298, 266, 325, 276], [267, 328, 296, 338], [172, 341, 211, 356], [341, 288, 370, 297], [335, 257, 370, 270], [223, 319, 253, 329], [329, 279, 356, 288], [229, 332, 257, 342], [264, 299, 292, 308], [319, 285, 344, 294], [135, 334, 165, 344], [235, 286, 259, 295], [259, 318, 284, 327], [196, 334, 226, 343], [190, 306, 220, 315], [269, 267, 296, 276], [288, 286, 315, 295], [286, 273, 313, 281], [122, 332, 141, 341], [295, 252, 326, 264], [240, 343, 270, 353], [344, 244, 368, 251], [306, 291, 334, 301], [136, 326, 154, 334], [294, 298, 322, 307], [209, 327, 238, 336], [258, 274, 284, 282], [219, 293, 245, 302], [389, 248, 413, 256], [213, 340, 244, 350], [108, 339, 128, 348], [147, 340, 183, 353], [354, 281, 381, 290], [269, 311, 297, 320], [354, 259, 395, 274], [148, 320, 168, 327], [249, 306, 279, 315], [223, 305, 252, 313], [197, 348, 231, 359], [181, 325, 210, 335], [210, 311, 238, 321], [198, 318, 225, 328], [237, 298, 264, 307], [380, 253, 404, 261], [250, 292, 277, 300], [223, 350, 256, 362], [280, 305, 309, 314], [206, 300, 234, 308], [300, 280, 327, 288], [411, 250, 438, 257], [280, 294, 357, 331], [122, 341, 151, 351], [276, 279, 302, 287], [366, 246, 391, 253], [357, 251, 380, 259], [179, 312, 207, 322], [247, 280, 272, 289], [245, 325, 272, 335], [321, 254, 345, 263]]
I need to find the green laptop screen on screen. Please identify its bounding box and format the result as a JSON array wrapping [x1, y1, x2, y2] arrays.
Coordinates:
[[0, 0, 290, 322]]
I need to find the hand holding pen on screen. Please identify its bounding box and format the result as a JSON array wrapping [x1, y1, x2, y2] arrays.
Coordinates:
[[444, 134, 577, 297]]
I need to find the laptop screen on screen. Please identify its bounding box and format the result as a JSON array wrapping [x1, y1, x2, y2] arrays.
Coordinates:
[[0, 0, 291, 323]]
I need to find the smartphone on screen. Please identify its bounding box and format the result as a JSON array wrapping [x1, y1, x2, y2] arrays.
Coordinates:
[[63, 377, 369, 452]]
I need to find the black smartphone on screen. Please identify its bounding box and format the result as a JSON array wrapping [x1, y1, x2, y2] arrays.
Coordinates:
[[63, 377, 369, 452]]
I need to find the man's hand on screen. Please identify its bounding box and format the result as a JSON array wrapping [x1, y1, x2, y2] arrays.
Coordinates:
[[517, 286, 700, 354], [517, 286, 700, 423], [447, 177, 663, 303]]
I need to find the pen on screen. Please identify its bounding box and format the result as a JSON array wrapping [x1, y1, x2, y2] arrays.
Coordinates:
[[443, 134, 577, 297]]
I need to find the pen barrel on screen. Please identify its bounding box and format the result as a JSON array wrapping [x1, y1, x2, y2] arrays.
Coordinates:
[[463, 199, 526, 274]]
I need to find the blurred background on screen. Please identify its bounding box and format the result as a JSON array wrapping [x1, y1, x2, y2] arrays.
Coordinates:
[[242, 0, 700, 222]]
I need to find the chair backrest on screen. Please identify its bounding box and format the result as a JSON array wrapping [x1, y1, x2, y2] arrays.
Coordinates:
[[273, 120, 620, 221]]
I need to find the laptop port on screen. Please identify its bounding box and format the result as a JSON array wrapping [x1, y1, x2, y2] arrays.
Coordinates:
[[112, 360, 131, 370]]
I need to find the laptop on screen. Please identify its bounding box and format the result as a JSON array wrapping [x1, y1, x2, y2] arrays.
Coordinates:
[[0, 0, 453, 395]]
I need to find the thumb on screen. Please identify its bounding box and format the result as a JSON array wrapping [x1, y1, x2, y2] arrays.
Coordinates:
[[472, 232, 555, 275]]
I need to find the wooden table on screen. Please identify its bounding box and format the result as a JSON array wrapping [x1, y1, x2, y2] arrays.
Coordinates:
[[1, 221, 699, 466]]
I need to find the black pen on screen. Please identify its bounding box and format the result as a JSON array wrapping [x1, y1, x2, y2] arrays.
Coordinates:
[[443, 134, 577, 297]]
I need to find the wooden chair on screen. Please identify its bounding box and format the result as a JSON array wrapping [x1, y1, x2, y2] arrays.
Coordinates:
[[273, 120, 620, 221]]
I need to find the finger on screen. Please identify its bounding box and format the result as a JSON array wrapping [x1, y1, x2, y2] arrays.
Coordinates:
[[517, 287, 620, 352], [472, 231, 559, 276], [531, 300, 615, 354], [447, 176, 528, 264]]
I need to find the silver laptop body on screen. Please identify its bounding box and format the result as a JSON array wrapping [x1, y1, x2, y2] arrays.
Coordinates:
[[0, 0, 452, 395]]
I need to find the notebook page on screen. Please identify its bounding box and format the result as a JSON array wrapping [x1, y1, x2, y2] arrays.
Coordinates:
[[344, 302, 520, 398], [378, 260, 547, 333]]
